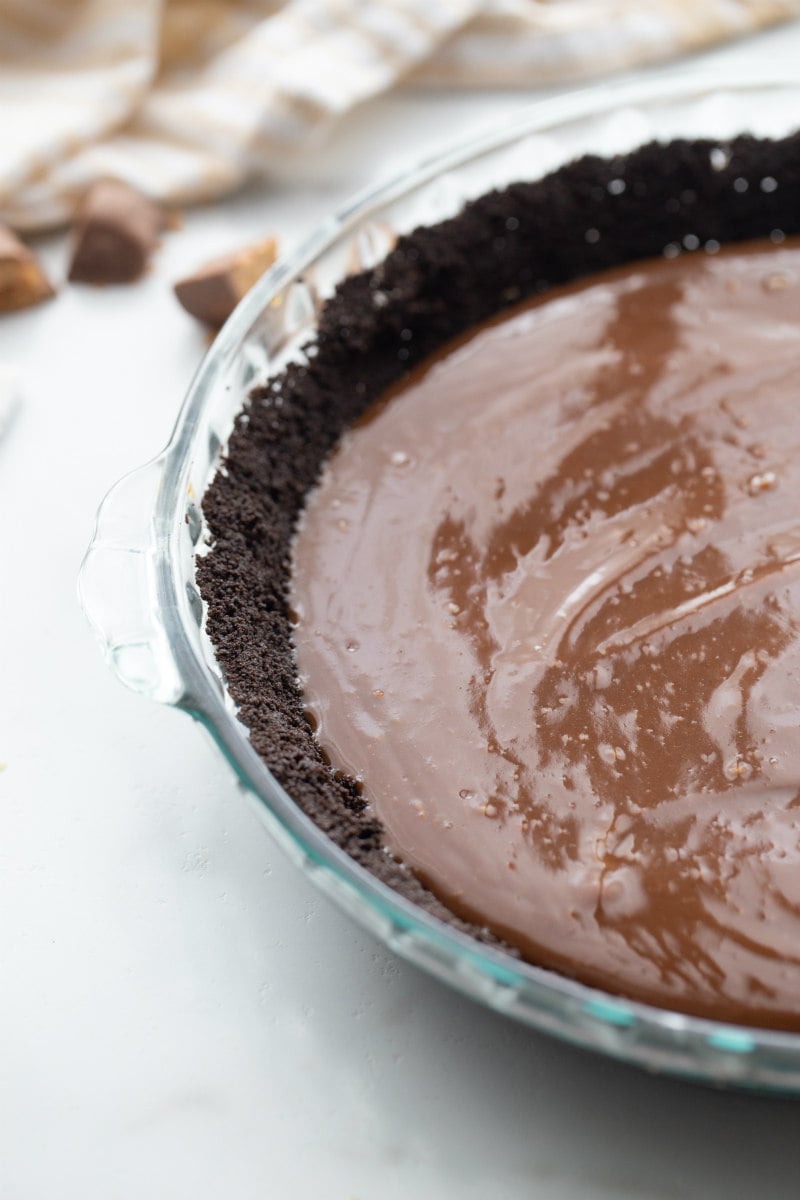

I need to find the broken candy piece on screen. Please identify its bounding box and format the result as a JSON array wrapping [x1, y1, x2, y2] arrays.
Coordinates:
[[68, 180, 167, 284], [173, 236, 278, 327], [0, 225, 54, 312]]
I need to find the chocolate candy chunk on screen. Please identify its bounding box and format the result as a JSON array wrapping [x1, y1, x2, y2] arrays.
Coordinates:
[[68, 180, 166, 284], [0, 225, 54, 313], [174, 236, 278, 327]]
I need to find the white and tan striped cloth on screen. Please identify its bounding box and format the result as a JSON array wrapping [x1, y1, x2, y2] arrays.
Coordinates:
[[1, 0, 798, 232]]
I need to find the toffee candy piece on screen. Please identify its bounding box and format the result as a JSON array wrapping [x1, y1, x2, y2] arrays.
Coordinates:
[[0, 225, 54, 313], [173, 236, 278, 327], [68, 180, 166, 284]]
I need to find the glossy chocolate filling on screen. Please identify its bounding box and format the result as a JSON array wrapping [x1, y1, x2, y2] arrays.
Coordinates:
[[292, 241, 800, 1025]]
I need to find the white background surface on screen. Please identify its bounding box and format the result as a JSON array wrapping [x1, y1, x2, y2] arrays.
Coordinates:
[[3, 25, 800, 1200]]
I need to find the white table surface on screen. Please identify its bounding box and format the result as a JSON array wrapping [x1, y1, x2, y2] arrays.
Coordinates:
[[4, 25, 800, 1200]]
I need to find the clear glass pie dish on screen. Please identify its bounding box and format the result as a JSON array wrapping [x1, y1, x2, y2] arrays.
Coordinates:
[[80, 71, 800, 1092]]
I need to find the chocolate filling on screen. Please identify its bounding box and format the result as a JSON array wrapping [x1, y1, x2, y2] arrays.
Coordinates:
[[198, 132, 800, 1019], [292, 239, 800, 1026]]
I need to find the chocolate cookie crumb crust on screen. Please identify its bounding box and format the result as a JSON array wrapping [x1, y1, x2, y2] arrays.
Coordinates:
[[197, 133, 800, 953]]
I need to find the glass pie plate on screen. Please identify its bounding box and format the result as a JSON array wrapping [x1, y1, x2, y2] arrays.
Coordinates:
[[80, 71, 800, 1092]]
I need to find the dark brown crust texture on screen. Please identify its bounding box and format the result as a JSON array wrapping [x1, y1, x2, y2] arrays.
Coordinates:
[[197, 133, 800, 940]]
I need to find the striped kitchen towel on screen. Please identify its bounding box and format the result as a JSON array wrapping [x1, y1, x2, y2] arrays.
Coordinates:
[[1, 0, 798, 231]]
